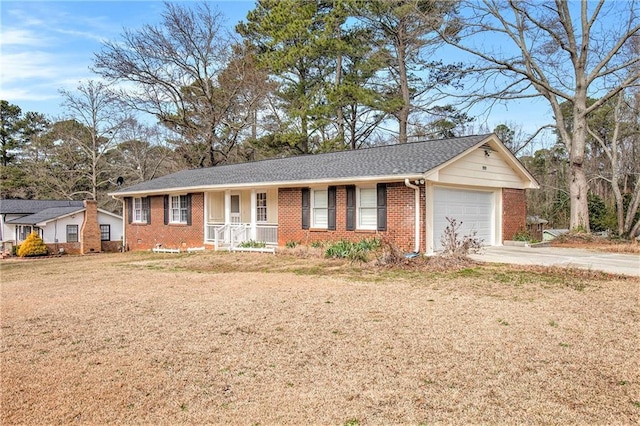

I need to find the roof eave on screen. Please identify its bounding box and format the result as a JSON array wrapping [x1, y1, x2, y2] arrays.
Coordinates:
[[108, 173, 427, 198], [35, 208, 86, 226]]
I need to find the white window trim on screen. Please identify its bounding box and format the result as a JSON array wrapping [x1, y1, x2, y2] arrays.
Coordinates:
[[256, 192, 267, 223], [170, 195, 188, 224], [17, 225, 32, 241], [311, 188, 328, 229], [356, 186, 377, 230], [132, 197, 147, 223]]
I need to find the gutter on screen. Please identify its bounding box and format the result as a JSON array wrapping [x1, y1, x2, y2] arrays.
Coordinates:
[[108, 173, 425, 198], [404, 178, 423, 254]]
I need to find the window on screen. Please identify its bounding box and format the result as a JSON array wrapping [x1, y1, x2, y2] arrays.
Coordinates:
[[100, 224, 110, 241], [358, 187, 377, 230], [256, 192, 267, 222], [133, 197, 148, 223], [67, 225, 79, 243], [170, 195, 188, 223], [311, 189, 328, 228], [17, 225, 32, 241]]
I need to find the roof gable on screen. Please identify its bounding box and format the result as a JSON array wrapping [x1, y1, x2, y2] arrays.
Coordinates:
[[427, 135, 539, 189]]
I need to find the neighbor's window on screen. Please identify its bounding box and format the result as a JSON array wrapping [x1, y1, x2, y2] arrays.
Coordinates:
[[17, 225, 32, 241], [358, 187, 377, 230], [170, 195, 188, 223], [312, 189, 328, 228], [100, 224, 110, 241], [133, 197, 148, 223], [67, 225, 79, 243], [256, 192, 267, 222]]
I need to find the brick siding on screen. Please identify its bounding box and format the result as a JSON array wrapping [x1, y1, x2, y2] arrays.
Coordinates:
[[122, 185, 526, 252], [45, 242, 81, 255], [81, 200, 101, 254], [125, 193, 205, 251], [278, 183, 426, 253], [101, 241, 121, 252], [502, 188, 526, 241]]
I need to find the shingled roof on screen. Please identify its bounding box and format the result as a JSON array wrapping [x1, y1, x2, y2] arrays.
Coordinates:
[[0, 199, 84, 214], [112, 134, 493, 196], [6, 206, 85, 225]]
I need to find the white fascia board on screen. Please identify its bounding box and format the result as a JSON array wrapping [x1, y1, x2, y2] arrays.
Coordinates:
[[108, 173, 426, 198], [97, 208, 123, 220], [426, 134, 540, 189], [35, 208, 86, 227]]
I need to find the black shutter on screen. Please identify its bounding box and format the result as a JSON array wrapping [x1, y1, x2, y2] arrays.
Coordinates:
[[143, 197, 151, 224], [186, 194, 192, 226], [164, 195, 169, 225], [377, 183, 387, 231], [301, 188, 310, 230], [346, 185, 355, 231], [125, 197, 132, 224], [327, 186, 336, 230]]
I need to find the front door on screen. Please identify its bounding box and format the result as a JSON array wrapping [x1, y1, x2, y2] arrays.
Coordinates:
[[230, 194, 241, 224]]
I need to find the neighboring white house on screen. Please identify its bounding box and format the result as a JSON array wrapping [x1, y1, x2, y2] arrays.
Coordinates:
[[0, 199, 123, 255]]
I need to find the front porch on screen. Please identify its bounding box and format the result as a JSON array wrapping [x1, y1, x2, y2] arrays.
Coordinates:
[[204, 189, 278, 252]]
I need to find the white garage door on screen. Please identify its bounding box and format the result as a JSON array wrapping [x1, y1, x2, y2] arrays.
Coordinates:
[[433, 187, 494, 251]]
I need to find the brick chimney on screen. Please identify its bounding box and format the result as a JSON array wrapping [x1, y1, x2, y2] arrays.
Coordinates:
[[81, 200, 101, 254]]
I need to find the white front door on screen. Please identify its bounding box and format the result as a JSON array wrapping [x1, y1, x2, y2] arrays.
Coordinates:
[[230, 194, 241, 224]]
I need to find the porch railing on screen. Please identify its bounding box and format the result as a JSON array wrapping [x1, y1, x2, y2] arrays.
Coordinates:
[[206, 223, 278, 249], [230, 224, 248, 249], [255, 224, 278, 245]]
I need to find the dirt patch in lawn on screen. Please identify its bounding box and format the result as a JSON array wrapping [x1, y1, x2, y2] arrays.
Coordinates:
[[1, 252, 639, 425]]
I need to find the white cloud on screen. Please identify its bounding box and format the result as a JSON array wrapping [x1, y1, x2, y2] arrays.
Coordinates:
[[0, 51, 61, 83], [0, 28, 51, 47], [0, 86, 59, 102]]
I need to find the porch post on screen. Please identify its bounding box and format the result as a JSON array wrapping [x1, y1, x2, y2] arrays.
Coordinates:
[[250, 189, 257, 240], [203, 192, 208, 243], [224, 190, 231, 243], [224, 190, 231, 225]]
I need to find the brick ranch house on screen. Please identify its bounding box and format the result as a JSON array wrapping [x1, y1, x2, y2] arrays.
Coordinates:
[[110, 134, 539, 254], [0, 199, 123, 255]]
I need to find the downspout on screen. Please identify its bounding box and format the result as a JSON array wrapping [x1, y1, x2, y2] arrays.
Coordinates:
[[120, 197, 126, 252], [404, 178, 421, 253], [112, 195, 125, 252]]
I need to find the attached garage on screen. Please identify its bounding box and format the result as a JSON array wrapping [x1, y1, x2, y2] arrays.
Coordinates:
[[424, 139, 537, 253], [432, 186, 496, 251]]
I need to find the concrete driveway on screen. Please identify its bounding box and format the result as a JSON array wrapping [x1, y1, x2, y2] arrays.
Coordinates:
[[470, 245, 640, 277]]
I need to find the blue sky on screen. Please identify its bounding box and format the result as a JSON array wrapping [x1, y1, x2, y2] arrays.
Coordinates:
[[1, 1, 255, 117], [1, 0, 555, 147]]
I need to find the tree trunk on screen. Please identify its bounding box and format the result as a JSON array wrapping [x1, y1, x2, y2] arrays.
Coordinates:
[[334, 26, 345, 147], [396, 24, 410, 144], [569, 101, 590, 232]]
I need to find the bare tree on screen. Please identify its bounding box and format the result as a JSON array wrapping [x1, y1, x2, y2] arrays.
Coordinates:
[[58, 80, 131, 202], [588, 90, 640, 237], [437, 0, 640, 232], [94, 2, 270, 168], [108, 120, 177, 185]]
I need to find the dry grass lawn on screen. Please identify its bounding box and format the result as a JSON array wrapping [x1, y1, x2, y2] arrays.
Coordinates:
[[1, 251, 639, 425]]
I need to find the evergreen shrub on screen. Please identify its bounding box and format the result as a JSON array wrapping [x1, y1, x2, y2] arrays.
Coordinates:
[[17, 232, 49, 257]]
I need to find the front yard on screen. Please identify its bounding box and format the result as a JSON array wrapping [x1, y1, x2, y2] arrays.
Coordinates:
[[1, 251, 638, 424]]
